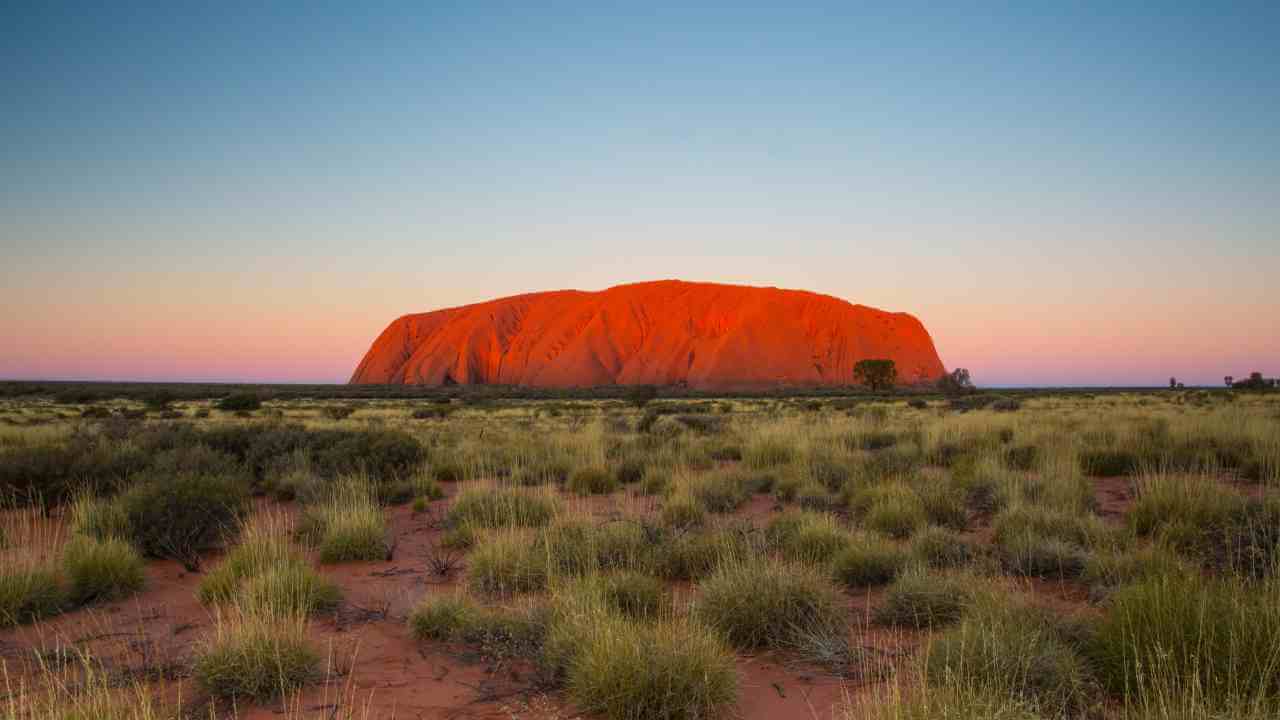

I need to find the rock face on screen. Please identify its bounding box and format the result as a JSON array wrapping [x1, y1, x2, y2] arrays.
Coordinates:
[[350, 280, 946, 389]]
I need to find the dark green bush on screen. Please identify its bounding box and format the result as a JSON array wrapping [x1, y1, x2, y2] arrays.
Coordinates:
[[321, 406, 355, 420], [216, 392, 262, 412], [1004, 445, 1038, 471], [568, 467, 617, 495], [614, 457, 647, 484], [1080, 449, 1139, 477], [120, 472, 251, 569]]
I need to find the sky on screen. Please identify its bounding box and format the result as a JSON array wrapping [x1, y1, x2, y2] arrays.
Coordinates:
[[2, 1, 1277, 387]]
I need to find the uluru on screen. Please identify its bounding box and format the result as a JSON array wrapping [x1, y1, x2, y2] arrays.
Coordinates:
[[351, 281, 945, 389]]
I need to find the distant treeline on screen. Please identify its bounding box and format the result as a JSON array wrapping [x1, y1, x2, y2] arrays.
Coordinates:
[[0, 379, 1223, 404]]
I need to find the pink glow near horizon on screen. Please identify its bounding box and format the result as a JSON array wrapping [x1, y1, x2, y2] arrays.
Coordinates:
[[2, 278, 1274, 387]]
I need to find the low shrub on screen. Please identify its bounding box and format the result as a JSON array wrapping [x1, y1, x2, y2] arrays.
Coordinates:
[[855, 431, 899, 452], [772, 475, 803, 503], [320, 406, 355, 420], [216, 392, 262, 412], [119, 472, 251, 570], [1004, 445, 1039, 471], [1080, 449, 1140, 477], [707, 443, 743, 462], [614, 457, 647, 485], [639, 468, 670, 495], [431, 459, 466, 482]]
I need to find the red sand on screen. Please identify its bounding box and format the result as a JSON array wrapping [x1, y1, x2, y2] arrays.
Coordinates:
[[350, 280, 946, 389]]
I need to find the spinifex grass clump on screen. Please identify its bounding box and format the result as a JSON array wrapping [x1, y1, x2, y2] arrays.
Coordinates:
[[685, 470, 748, 513], [565, 615, 738, 720], [744, 435, 796, 469], [194, 607, 320, 702], [874, 567, 971, 628], [545, 584, 738, 720], [62, 535, 146, 606], [924, 594, 1098, 715], [1087, 573, 1280, 710], [300, 476, 388, 563], [1129, 472, 1280, 574], [991, 506, 1111, 579], [696, 558, 845, 650], [766, 510, 852, 564], [468, 530, 549, 596], [912, 526, 975, 569], [537, 518, 654, 576], [599, 571, 670, 620], [833, 534, 910, 588], [446, 486, 559, 529], [1082, 545, 1191, 598], [200, 514, 340, 616], [68, 491, 132, 541], [408, 592, 546, 658], [408, 593, 479, 641], [0, 567, 65, 627], [850, 483, 927, 539], [660, 493, 706, 529]]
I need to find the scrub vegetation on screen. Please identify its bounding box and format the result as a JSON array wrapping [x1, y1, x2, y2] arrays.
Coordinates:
[[1, 385, 1277, 718]]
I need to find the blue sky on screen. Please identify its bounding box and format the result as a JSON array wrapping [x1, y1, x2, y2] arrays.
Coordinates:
[[2, 1, 1277, 385]]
